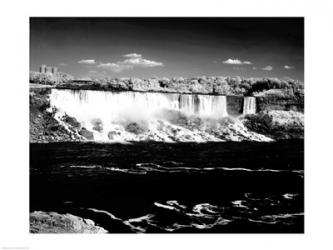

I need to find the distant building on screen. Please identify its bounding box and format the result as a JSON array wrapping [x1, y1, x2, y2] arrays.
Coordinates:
[[52, 67, 58, 74], [39, 64, 47, 73], [39, 65, 58, 75], [45, 66, 53, 74]]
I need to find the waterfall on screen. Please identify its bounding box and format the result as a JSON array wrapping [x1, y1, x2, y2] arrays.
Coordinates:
[[49, 89, 229, 141], [50, 89, 228, 120], [243, 97, 256, 115]]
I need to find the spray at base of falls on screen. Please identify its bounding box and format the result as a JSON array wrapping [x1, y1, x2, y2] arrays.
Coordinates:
[[49, 89, 270, 142]]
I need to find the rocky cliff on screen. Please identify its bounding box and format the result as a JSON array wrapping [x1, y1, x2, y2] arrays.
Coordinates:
[[255, 89, 304, 112], [242, 110, 304, 140], [30, 87, 81, 142]]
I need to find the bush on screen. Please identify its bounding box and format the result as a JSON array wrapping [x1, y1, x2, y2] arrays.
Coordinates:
[[30, 71, 73, 85]]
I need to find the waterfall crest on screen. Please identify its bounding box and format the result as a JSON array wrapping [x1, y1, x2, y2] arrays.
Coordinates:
[[50, 89, 228, 121], [243, 97, 256, 115]]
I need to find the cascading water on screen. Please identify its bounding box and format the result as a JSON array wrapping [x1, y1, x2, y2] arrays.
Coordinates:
[[243, 97, 256, 115], [49, 89, 230, 142]]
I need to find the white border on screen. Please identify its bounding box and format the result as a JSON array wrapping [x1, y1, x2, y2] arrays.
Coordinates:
[[1, 0, 333, 249]]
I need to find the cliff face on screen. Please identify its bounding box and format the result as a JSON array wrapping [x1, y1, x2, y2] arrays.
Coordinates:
[[226, 95, 304, 115], [30, 87, 81, 142], [256, 95, 304, 112], [227, 96, 243, 116], [242, 110, 304, 140]]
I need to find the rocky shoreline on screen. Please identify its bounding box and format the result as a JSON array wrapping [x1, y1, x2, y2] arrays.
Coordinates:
[[30, 211, 107, 233]]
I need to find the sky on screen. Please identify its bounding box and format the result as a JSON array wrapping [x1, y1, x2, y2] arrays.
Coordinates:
[[30, 18, 304, 81]]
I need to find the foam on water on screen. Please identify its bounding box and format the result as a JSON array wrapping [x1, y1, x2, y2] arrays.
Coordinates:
[[81, 189, 303, 233]]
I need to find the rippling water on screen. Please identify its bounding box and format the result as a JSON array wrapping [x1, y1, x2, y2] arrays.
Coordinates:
[[30, 140, 304, 233]]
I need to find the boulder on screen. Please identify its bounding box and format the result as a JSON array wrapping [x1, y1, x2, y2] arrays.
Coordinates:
[[125, 122, 148, 134], [63, 115, 81, 129], [79, 128, 94, 140], [30, 211, 107, 233]]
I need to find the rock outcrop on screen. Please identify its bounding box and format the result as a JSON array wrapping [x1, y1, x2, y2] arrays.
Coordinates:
[[255, 89, 304, 112], [241, 110, 304, 140], [30, 211, 108, 233], [79, 127, 94, 140], [30, 86, 81, 143]]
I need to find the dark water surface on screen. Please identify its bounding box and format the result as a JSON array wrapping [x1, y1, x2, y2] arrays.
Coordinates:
[[30, 140, 304, 233]]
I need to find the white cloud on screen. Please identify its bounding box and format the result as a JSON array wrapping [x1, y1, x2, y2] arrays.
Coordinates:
[[97, 62, 132, 73], [58, 63, 67, 66], [78, 59, 96, 65], [283, 65, 294, 70], [243, 61, 252, 65], [223, 58, 252, 65], [123, 53, 142, 58], [97, 54, 163, 73], [123, 57, 163, 67], [252, 67, 257, 70], [262, 65, 273, 71], [223, 59, 242, 65]]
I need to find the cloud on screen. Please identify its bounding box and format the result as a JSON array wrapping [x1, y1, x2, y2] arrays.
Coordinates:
[[252, 67, 257, 70], [97, 54, 163, 73], [243, 61, 252, 65], [97, 62, 132, 73], [78, 59, 96, 65], [123, 57, 163, 67], [262, 65, 273, 71], [58, 63, 67, 66], [223, 58, 252, 65], [283, 65, 294, 70], [123, 53, 142, 58]]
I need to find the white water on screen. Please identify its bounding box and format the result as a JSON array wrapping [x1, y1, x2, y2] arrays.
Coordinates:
[[50, 89, 228, 119], [49, 89, 264, 142], [243, 97, 256, 115], [49, 89, 229, 140]]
